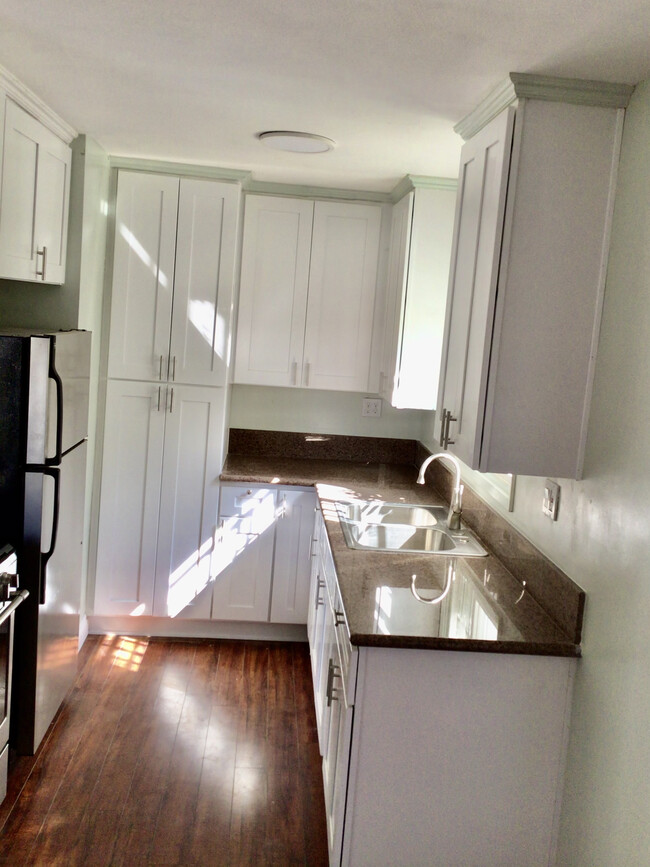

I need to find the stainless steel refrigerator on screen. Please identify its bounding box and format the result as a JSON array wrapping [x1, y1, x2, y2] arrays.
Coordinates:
[[0, 329, 90, 755]]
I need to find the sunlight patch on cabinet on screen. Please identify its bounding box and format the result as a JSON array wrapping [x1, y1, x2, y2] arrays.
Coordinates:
[[118, 223, 170, 288]]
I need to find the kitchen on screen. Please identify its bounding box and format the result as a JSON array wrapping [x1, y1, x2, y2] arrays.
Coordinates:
[[0, 1, 649, 865]]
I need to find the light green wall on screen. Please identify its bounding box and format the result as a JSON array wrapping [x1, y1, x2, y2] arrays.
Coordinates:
[[455, 81, 650, 865], [229, 383, 432, 441]]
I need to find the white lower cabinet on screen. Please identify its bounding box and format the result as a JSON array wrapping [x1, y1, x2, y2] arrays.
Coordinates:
[[212, 484, 317, 623], [309, 509, 576, 867], [94, 380, 225, 619]]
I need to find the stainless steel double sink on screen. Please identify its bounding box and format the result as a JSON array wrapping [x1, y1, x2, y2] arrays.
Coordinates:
[[335, 500, 488, 557]]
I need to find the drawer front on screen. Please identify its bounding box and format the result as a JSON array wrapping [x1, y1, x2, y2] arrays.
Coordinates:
[[219, 485, 277, 522]]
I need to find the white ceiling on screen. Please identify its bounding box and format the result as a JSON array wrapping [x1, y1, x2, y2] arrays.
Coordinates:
[[1, 0, 649, 193]]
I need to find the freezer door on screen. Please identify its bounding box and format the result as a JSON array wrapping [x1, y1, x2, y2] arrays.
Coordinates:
[[35, 440, 86, 750], [46, 331, 91, 457]]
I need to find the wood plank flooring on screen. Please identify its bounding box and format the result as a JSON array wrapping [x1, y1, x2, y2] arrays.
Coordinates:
[[0, 636, 329, 866]]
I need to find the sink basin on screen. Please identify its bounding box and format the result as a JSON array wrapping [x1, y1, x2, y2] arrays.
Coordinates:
[[336, 501, 447, 527], [335, 500, 488, 557]]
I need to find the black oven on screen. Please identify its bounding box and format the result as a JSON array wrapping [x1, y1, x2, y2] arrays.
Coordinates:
[[0, 545, 28, 800]]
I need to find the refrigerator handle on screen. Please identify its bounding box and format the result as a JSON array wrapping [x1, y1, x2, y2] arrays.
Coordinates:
[[45, 352, 63, 466], [38, 466, 60, 605]]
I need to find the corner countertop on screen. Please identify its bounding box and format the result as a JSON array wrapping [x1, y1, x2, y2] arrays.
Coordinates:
[[221, 453, 580, 658]]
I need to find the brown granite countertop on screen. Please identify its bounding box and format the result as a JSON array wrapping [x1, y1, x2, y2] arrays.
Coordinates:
[[221, 448, 581, 658]]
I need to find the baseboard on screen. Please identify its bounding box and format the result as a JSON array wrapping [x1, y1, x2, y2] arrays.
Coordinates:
[[78, 614, 89, 650], [87, 615, 308, 642]]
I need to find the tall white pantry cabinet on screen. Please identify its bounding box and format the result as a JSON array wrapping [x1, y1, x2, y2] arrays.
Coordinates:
[[94, 171, 241, 619]]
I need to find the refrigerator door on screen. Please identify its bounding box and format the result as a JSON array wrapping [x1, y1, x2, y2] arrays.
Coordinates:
[[35, 440, 86, 750], [45, 331, 91, 457]]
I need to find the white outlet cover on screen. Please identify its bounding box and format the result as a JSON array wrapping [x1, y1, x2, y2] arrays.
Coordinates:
[[362, 397, 382, 417]]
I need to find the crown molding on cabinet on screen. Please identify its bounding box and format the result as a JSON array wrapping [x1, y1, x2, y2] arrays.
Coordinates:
[[0, 64, 77, 143], [243, 178, 392, 202], [109, 155, 250, 183], [390, 174, 458, 202], [455, 72, 635, 140]]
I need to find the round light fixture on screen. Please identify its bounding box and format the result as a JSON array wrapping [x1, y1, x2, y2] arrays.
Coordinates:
[[257, 131, 335, 153]]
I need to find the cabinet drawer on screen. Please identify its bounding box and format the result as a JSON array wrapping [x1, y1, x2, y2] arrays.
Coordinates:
[[219, 485, 277, 518]]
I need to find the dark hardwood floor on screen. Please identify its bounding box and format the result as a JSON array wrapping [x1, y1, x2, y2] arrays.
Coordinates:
[[0, 636, 329, 866]]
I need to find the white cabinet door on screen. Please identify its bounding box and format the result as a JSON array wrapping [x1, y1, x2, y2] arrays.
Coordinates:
[[109, 172, 240, 385], [379, 193, 412, 403], [306, 510, 323, 648], [94, 380, 165, 616], [108, 172, 179, 381], [169, 179, 241, 387], [32, 124, 71, 284], [387, 186, 457, 410], [304, 201, 382, 392], [0, 99, 71, 284], [234, 195, 313, 386], [152, 385, 226, 619], [327, 686, 354, 864], [212, 487, 277, 621], [436, 108, 514, 467], [270, 489, 316, 624]]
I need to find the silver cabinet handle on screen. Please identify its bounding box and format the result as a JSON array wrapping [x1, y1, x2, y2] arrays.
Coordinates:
[[304, 361, 310, 387], [314, 576, 324, 610], [291, 360, 298, 386], [158, 355, 164, 380], [439, 408, 448, 447], [156, 386, 162, 412], [444, 410, 457, 447], [171, 355, 176, 381], [334, 610, 346, 628], [326, 657, 340, 706], [439, 408, 457, 448], [35, 246, 47, 280], [169, 386, 174, 414]]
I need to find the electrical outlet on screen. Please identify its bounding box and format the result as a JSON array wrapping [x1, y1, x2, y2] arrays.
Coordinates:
[[542, 479, 560, 520], [362, 397, 382, 417]]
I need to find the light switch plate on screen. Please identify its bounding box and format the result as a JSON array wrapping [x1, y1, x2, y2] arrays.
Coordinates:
[[542, 479, 560, 520]]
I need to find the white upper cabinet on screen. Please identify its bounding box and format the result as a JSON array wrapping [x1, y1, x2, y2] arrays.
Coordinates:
[[303, 201, 382, 392], [0, 98, 71, 284], [108, 172, 179, 381], [380, 183, 457, 410], [170, 179, 241, 386], [437, 76, 629, 479], [234, 195, 382, 392], [437, 109, 515, 469], [233, 195, 313, 387], [108, 171, 240, 386]]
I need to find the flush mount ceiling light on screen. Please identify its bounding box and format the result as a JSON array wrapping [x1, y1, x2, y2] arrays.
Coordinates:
[[257, 131, 336, 153]]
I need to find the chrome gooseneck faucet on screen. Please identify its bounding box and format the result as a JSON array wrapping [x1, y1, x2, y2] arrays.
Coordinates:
[[417, 452, 464, 532]]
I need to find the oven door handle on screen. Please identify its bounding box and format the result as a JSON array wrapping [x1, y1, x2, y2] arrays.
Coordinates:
[[0, 590, 29, 627]]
